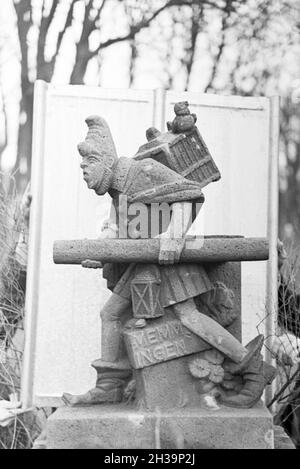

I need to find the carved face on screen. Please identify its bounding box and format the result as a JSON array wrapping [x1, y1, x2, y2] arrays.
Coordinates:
[[174, 101, 190, 115], [80, 154, 110, 195]]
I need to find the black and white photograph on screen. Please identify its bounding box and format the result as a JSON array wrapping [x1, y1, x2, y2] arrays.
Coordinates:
[[0, 0, 299, 451]]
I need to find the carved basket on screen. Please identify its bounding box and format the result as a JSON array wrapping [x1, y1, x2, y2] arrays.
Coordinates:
[[134, 127, 221, 189]]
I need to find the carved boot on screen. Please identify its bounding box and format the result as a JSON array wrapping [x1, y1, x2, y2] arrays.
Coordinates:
[[62, 359, 132, 406], [223, 335, 264, 375], [220, 335, 276, 408]]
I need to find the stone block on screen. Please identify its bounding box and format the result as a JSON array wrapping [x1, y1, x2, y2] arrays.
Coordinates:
[[123, 312, 210, 369], [47, 402, 274, 449], [134, 356, 202, 410]]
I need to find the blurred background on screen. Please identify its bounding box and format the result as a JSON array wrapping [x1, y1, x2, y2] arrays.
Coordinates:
[[0, 0, 299, 449], [0, 0, 299, 243]]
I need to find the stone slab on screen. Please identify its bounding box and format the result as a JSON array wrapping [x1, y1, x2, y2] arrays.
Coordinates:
[[123, 313, 210, 369], [123, 262, 241, 371], [47, 402, 274, 449], [134, 355, 202, 410]]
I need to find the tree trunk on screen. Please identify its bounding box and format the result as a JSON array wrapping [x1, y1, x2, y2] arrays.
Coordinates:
[[15, 79, 33, 193], [70, 46, 90, 84]]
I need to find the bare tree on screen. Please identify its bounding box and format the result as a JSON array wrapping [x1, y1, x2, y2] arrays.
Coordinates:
[[2, 0, 298, 197], [205, 0, 300, 243], [204, 0, 234, 92], [8, 0, 234, 189], [183, 3, 204, 91], [0, 1, 21, 177], [279, 97, 300, 242]]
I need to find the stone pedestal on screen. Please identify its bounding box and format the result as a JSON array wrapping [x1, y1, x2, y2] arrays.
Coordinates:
[[47, 402, 274, 449], [47, 260, 274, 449]]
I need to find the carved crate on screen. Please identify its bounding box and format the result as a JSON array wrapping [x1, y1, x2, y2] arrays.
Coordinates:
[[134, 127, 221, 189]]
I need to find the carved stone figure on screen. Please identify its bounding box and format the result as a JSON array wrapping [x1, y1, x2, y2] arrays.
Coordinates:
[[167, 101, 197, 133], [61, 103, 276, 410]]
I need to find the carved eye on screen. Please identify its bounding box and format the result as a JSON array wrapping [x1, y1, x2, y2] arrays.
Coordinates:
[[87, 156, 99, 164]]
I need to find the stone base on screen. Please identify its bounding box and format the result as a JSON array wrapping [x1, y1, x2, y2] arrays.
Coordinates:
[[47, 402, 274, 449]]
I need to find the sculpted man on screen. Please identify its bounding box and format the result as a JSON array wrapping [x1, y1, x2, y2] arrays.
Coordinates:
[[62, 114, 271, 408]]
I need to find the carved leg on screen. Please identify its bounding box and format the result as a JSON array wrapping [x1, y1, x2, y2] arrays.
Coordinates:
[[172, 298, 248, 363], [100, 293, 131, 362], [62, 294, 131, 406]]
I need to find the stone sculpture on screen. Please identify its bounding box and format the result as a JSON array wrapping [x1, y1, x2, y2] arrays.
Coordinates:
[[58, 102, 276, 412]]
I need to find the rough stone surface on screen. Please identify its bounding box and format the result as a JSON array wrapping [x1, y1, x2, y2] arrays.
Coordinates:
[[134, 356, 203, 410], [204, 262, 241, 340], [53, 236, 269, 265], [136, 110, 220, 189], [54, 106, 275, 415], [122, 262, 242, 410], [123, 312, 210, 369], [47, 402, 274, 449]]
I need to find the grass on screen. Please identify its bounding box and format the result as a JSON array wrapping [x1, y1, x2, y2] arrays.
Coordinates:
[[0, 173, 42, 449], [270, 240, 300, 449]]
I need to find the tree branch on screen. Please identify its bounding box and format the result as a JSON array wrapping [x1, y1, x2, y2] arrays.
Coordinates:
[[89, 1, 172, 59], [14, 0, 32, 92], [53, 0, 80, 61], [204, 0, 233, 92], [184, 4, 204, 90], [37, 0, 58, 79], [80, 0, 96, 42], [89, 0, 231, 61], [94, 0, 109, 25]]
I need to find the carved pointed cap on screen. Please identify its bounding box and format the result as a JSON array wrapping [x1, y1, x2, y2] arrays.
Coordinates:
[[77, 115, 118, 166]]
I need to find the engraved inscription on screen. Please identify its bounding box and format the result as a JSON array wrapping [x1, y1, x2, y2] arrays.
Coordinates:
[[134, 339, 188, 368], [124, 317, 209, 369], [130, 321, 192, 351]]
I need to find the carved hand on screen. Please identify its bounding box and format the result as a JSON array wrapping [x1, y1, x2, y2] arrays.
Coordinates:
[[81, 259, 103, 269], [157, 233, 185, 265], [81, 221, 117, 268], [100, 220, 118, 239]]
